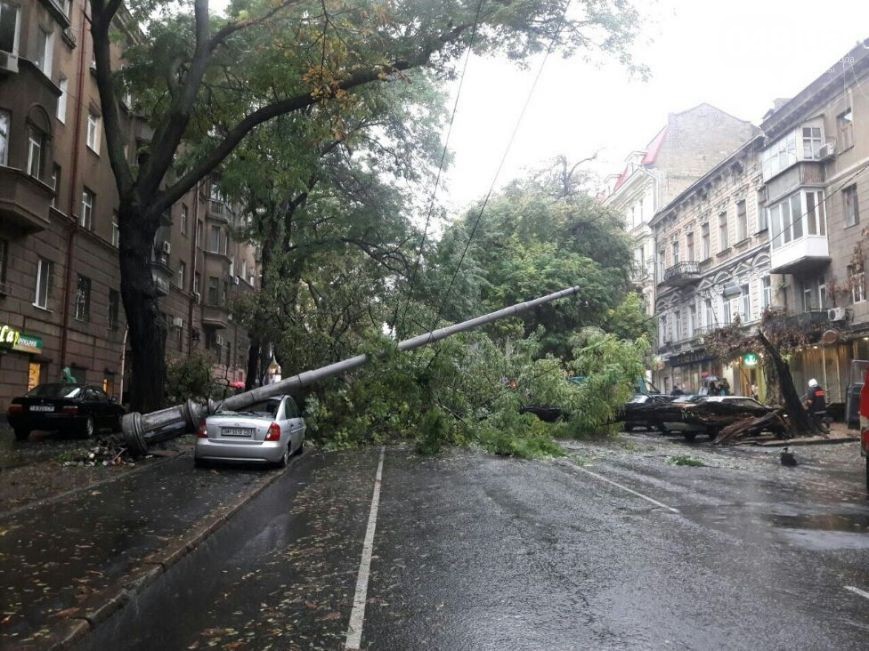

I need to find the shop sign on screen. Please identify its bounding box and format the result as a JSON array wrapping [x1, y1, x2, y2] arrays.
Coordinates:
[[0, 325, 44, 354], [743, 352, 759, 368], [0, 324, 21, 348]]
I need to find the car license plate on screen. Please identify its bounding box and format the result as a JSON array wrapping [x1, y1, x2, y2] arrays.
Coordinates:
[[222, 427, 254, 438], [29, 405, 55, 412]]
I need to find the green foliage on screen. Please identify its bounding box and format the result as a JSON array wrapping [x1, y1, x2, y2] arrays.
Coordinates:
[[562, 328, 648, 438], [668, 455, 705, 467], [164, 353, 221, 405]]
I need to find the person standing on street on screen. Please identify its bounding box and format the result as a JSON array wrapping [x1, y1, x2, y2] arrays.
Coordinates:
[[804, 378, 827, 422]]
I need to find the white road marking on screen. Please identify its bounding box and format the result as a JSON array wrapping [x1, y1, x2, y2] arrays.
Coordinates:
[[844, 585, 869, 600], [568, 463, 680, 514], [345, 446, 385, 650]]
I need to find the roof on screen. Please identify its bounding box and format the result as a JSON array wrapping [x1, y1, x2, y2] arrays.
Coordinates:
[[610, 127, 668, 193]]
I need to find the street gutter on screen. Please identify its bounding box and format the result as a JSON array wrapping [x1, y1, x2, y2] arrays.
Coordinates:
[[47, 454, 297, 650]]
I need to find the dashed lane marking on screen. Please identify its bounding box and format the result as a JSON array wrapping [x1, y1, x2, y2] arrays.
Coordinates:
[[568, 463, 680, 514], [844, 585, 869, 600], [345, 446, 385, 650]]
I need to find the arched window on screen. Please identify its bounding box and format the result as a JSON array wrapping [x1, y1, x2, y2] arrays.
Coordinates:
[[25, 106, 52, 181]]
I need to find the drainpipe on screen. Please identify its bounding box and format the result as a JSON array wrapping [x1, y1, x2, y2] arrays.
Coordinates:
[[188, 182, 200, 357], [59, 1, 90, 369]]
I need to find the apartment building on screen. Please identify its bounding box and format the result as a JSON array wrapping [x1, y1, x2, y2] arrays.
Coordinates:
[[650, 136, 773, 395], [0, 0, 256, 410], [756, 40, 869, 405], [603, 104, 759, 316]]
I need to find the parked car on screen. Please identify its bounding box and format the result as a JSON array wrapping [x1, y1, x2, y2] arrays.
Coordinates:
[[658, 395, 776, 440], [194, 395, 305, 468], [6, 383, 126, 440], [620, 393, 677, 431]]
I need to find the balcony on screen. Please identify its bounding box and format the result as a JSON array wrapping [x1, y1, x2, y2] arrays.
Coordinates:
[[769, 234, 830, 274], [201, 304, 229, 329], [0, 167, 53, 234], [662, 261, 701, 287], [206, 200, 231, 224]]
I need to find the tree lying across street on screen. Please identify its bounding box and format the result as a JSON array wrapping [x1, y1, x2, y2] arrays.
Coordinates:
[[90, 0, 645, 412]]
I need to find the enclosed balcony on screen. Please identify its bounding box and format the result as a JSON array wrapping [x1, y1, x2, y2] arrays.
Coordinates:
[[201, 304, 229, 329], [0, 167, 53, 234], [770, 235, 830, 274], [662, 261, 701, 287], [206, 199, 231, 224]]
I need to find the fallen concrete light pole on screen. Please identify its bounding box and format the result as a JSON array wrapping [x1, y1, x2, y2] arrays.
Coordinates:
[[122, 285, 581, 455]]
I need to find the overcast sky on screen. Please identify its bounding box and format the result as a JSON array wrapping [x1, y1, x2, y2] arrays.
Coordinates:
[[440, 0, 869, 211], [208, 0, 869, 213]]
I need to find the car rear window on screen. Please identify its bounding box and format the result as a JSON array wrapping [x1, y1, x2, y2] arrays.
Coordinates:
[[25, 384, 82, 399]]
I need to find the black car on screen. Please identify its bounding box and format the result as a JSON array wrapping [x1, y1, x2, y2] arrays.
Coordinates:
[[6, 383, 125, 441]]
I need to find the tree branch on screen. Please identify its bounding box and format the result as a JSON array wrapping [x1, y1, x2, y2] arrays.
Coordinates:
[[208, 0, 304, 53], [90, 0, 134, 199]]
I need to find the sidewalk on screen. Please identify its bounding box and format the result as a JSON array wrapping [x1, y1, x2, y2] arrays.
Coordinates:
[[744, 421, 860, 447], [0, 453, 284, 649]]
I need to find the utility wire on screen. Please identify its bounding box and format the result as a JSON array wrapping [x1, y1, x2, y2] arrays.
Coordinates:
[[423, 0, 575, 341], [392, 0, 487, 337]]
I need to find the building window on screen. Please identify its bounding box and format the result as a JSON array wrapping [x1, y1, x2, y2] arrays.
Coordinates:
[[657, 248, 665, 282], [674, 310, 681, 341], [207, 276, 219, 305], [843, 184, 860, 227], [806, 190, 826, 235], [194, 271, 201, 295], [50, 164, 60, 208], [686, 232, 694, 262], [74, 275, 91, 321], [180, 205, 188, 236], [80, 188, 95, 230], [761, 276, 772, 311], [850, 265, 866, 304], [802, 279, 825, 312], [108, 289, 120, 330], [802, 126, 822, 159], [704, 298, 715, 328], [659, 315, 668, 345], [177, 260, 186, 288], [769, 192, 804, 250], [34, 28, 53, 78], [740, 283, 751, 322], [209, 225, 221, 253], [57, 78, 68, 123], [687, 305, 696, 338], [196, 220, 203, 247], [0, 109, 9, 165], [700, 222, 710, 259], [838, 109, 854, 151], [112, 213, 119, 247], [103, 372, 115, 398], [718, 211, 728, 251], [86, 112, 101, 153], [0, 237, 7, 286], [671, 238, 679, 264], [757, 191, 768, 231], [34, 259, 52, 309], [0, 2, 20, 55], [27, 126, 46, 179], [735, 199, 747, 242]]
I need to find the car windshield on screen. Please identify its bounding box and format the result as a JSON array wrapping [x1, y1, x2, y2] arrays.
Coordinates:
[[25, 384, 83, 399]]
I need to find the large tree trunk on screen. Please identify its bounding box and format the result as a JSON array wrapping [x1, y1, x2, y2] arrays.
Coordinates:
[[757, 330, 826, 437], [118, 205, 167, 412]]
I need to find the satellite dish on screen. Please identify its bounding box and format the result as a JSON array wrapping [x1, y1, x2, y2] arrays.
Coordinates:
[[820, 329, 840, 345]]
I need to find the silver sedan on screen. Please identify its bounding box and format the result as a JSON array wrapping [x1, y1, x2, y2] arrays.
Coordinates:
[[194, 395, 306, 468]]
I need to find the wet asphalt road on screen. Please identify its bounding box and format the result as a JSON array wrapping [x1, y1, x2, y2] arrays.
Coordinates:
[[80, 437, 869, 650]]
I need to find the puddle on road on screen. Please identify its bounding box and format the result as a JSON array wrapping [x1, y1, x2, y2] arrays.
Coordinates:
[[768, 513, 869, 551], [767, 513, 869, 533]]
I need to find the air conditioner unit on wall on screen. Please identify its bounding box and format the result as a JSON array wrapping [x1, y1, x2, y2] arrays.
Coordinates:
[[0, 51, 19, 73], [818, 141, 836, 160], [215, 335, 224, 346], [172, 316, 183, 328], [161, 240, 172, 255], [828, 307, 847, 321]]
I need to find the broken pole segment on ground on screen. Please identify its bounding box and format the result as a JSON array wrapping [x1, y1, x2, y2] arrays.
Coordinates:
[[122, 286, 582, 455]]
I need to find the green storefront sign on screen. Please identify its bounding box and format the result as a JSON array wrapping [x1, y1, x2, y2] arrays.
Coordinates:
[[0, 325, 44, 354]]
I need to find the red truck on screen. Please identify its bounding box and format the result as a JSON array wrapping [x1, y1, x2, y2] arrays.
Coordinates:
[[859, 371, 869, 490]]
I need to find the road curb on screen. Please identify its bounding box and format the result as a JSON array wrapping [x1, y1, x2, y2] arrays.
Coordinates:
[[48, 459, 293, 650], [752, 436, 860, 447]]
